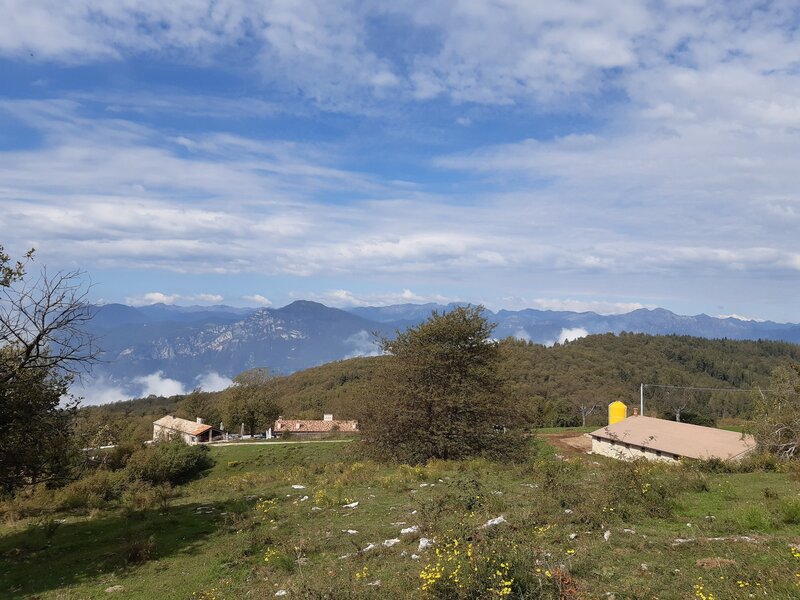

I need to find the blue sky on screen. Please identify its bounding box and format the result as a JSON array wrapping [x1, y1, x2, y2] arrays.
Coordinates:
[[2, 1, 800, 322]]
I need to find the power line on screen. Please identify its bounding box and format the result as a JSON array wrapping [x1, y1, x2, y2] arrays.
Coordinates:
[[639, 382, 779, 416], [642, 384, 766, 394]]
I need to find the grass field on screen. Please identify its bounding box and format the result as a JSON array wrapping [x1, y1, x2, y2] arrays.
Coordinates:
[[2, 438, 800, 599]]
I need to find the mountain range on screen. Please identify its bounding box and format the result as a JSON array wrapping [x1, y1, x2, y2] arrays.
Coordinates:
[[80, 300, 800, 403]]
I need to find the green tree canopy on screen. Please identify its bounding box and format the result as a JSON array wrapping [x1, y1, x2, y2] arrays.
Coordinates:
[[224, 368, 280, 436], [362, 306, 526, 463]]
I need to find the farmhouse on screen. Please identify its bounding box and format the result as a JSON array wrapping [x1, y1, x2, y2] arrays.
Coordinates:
[[589, 403, 755, 463], [153, 415, 222, 445], [273, 413, 359, 438]]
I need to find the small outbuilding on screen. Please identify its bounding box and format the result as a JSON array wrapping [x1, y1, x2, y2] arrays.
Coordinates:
[[589, 406, 755, 463], [153, 415, 222, 445], [273, 413, 359, 438]]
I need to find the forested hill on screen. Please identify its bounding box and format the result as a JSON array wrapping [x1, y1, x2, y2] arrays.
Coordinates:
[[77, 333, 800, 442]]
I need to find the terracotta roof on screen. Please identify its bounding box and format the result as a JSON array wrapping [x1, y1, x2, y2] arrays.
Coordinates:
[[153, 415, 212, 437], [589, 415, 755, 460], [274, 418, 359, 433]]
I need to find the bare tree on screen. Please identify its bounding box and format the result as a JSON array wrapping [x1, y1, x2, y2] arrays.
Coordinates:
[[571, 391, 600, 427], [0, 267, 99, 386], [751, 365, 800, 459], [0, 249, 99, 494]]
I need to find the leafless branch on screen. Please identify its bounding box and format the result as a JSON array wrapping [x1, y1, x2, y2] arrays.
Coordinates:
[[0, 268, 99, 385]]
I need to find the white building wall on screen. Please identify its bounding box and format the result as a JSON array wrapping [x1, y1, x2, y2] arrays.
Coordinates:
[[591, 437, 679, 463], [152, 424, 196, 445]]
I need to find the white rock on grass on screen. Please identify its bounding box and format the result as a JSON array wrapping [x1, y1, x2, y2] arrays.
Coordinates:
[[411, 554, 421, 560], [275, 591, 287, 597], [292, 485, 306, 489], [311, 506, 322, 511], [482, 516, 507, 528], [383, 538, 400, 547], [343, 501, 359, 508], [569, 533, 578, 540], [342, 529, 359, 534], [418, 538, 433, 551], [299, 496, 308, 502], [401, 525, 419, 535], [603, 530, 611, 542]]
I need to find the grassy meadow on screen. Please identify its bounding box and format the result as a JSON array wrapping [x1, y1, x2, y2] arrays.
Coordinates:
[[2, 438, 800, 599]]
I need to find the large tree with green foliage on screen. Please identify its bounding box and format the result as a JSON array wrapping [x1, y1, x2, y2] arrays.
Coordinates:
[[362, 306, 526, 463], [0, 247, 96, 494], [224, 368, 280, 436]]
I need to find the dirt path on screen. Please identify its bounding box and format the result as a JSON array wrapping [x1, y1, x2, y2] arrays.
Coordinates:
[[540, 432, 591, 454]]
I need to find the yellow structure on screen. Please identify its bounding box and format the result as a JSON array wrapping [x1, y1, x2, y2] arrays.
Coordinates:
[[608, 401, 627, 426]]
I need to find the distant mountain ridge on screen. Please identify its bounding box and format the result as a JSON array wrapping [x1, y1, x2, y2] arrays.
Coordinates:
[[81, 300, 800, 403]]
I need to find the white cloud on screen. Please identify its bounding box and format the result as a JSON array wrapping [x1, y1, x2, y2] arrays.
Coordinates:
[[512, 328, 532, 342], [74, 377, 129, 406], [344, 330, 382, 359], [715, 314, 767, 323], [125, 292, 224, 306], [3, 3, 800, 320], [126, 292, 180, 306], [243, 294, 273, 306], [309, 288, 455, 308], [195, 371, 233, 392], [558, 327, 589, 344], [133, 371, 187, 398], [531, 299, 654, 315]]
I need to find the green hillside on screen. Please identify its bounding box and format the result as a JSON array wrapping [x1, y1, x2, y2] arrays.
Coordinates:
[[77, 333, 800, 444]]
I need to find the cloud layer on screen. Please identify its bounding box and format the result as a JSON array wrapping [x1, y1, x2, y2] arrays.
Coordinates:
[[3, 2, 800, 320]]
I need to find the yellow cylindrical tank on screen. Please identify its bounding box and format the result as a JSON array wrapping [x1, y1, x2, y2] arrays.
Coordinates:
[[608, 401, 627, 426]]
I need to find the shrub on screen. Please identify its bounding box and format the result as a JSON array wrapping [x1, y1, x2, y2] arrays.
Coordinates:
[[123, 533, 156, 563], [604, 459, 681, 518], [737, 452, 782, 473], [734, 505, 774, 532], [121, 480, 159, 513], [778, 498, 800, 524], [106, 442, 141, 471], [56, 469, 127, 510], [125, 439, 214, 485]]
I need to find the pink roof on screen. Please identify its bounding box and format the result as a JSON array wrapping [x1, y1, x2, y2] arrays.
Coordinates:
[[153, 415, 212, 437], [590, 415, 755, 460]]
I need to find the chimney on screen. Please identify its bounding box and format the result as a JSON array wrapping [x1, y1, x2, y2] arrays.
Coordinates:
[[632, 407, 640, 416], [196, 417, 204, 424]]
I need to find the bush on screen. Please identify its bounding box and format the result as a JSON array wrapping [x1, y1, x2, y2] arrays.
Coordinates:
[[778, 498, 800, 524], [56, 469, 127, 510], [106, 442, 141, 471], [121, 480, 159, 513], [125, 439, 214, 485], [123, 532, 156, 563]]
